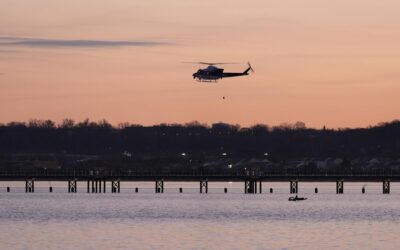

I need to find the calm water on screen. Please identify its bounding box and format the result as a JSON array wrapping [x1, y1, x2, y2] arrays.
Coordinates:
[[1, 182, 400, 250]]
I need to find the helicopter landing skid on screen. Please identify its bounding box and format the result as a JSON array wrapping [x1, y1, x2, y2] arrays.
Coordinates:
[[197, 79, 218, 83]]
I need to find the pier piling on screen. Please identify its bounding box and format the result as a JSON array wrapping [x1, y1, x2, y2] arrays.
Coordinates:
[[245, 179, 257, 193], [200, 179, 208, 193], [290, 180, 298, 194], [112, 179, 121, 193], [25, 179, 34, 193], [155, 179, 164, 193], [383, 180, 390, 194], [336, 180, 344, 194], [68, 179, 77, 193], [91, 180, 95, 193]]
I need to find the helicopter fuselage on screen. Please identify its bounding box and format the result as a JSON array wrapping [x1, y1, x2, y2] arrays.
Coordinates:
[[192, 66, 224, 81], [192, 64, 253, 82]]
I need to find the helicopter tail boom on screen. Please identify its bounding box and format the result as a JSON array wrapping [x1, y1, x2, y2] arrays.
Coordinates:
[[222, 62, 254, 78]]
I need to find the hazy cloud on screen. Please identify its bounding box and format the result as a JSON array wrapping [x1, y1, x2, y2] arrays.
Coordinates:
[[0, 36, 170, 48], [0, 49, 21, 53]]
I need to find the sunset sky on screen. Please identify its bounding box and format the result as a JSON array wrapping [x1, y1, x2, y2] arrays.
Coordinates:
[[1, 0, 400, 128]]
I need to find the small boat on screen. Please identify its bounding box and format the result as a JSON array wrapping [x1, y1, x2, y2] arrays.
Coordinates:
[[288, 196, 307, 201]]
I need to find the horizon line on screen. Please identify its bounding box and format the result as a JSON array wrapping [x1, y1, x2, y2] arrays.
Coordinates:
[[1, 118, 399, 130]]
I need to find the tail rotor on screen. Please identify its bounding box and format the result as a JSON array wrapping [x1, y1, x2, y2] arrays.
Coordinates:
[[247, 62, 254, 73]]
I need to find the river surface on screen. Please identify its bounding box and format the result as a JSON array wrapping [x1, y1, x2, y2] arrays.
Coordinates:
[[1, 181, 400, 249]]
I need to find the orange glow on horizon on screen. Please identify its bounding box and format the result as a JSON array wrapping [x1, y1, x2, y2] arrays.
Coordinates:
[[1, 0, 400, 128]]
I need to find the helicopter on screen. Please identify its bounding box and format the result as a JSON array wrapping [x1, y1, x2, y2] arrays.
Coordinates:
[[188, 62, 254, 82]]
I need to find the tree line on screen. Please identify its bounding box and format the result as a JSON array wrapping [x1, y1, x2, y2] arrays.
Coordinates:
[[1, 119, 400, 157], [0, 119, 399, 174]]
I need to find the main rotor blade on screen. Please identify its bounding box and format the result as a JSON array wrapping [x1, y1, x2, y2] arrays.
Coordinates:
[[198, 62, 240, 65], [182, 61, 240, 65]]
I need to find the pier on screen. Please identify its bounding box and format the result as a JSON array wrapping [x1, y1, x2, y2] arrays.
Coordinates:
[[1, 171, 400, 194]]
